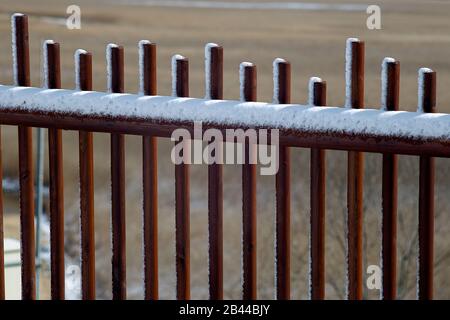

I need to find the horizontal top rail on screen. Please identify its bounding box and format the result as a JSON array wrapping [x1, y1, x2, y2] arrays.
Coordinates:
[[0, 85, 449, 157]]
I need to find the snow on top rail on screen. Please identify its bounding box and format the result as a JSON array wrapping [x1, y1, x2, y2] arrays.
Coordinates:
[[0, 85, 449, 141]]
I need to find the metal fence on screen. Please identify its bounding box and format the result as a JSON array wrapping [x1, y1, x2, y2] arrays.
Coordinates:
[[0, 13, 448, 300]]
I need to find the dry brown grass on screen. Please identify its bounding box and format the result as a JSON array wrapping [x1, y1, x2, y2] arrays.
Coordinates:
[[1, 0, 450, 299]]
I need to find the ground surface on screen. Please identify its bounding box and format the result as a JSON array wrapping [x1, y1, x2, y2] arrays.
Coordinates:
[[0, 0, 450, 299]]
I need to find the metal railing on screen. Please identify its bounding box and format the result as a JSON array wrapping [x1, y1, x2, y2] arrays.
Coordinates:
[[0, 13, 447, 300]]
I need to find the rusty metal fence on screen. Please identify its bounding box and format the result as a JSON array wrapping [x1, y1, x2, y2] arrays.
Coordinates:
[[0, 13, 447, 300]]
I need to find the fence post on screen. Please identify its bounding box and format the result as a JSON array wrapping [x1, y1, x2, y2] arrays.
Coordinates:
[[140, 40, 159, 300], [205, 43, 224, 300], [309, 77, 327, 300], [240, 62, 257, 300], [345, 38, 365, 300], [44, 40, 65, 300], [0, 98, 3, 300], [76, 49, 95, 300], [380, 58, 400, 300], [417, 68, 436, 300], [172, 55, 190, 300], [12, 13, 36, 300], [107, 44, 127, 300], [273, 58, 291, 300]]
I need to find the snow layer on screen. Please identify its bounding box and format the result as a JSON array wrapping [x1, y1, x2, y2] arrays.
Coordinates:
[[417, 67, 433, 113], [0, 85, 449, 140], [240, 62, 254, 102], [345, 38, 360, 108], [272, 58, 286, 104], [380, 57, 396, 111], [171, 54, 185, 97], [138, 40, 152, 95], [204, 43, 219, 99], [308, 77, 323, 106], [74, 49, 88, 90]]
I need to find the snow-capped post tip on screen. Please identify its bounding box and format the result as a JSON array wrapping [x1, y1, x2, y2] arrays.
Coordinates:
[[272, 58, 290, 104], [11, 13, 29, 86], [42, 40, 58, 89], [239, 62, 256, 102], [139, 40, 156, 95], [417, 67, 436, 113], [380, 57, 399, 111], [171, 54, 189, 98], [204, 43, 223, 100], [106, 43, 124, 93], [308, 77, 325, 106], [345, 37, 364, 109], [74, 49, 88, 90]]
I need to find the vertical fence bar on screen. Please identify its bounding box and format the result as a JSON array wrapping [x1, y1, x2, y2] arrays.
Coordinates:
[[0, 115, 3, 300], [76, 49, 95, 300], [309, 77, 327, 300], [273, 59, 291, 300], [12, 13, 36, 300], [140, 41, 159, 300], [240, 62, 257, 300], [345, 38, 365, 300], [107, 44, 126, 300], [417, 68, 436, 300], [205, 44, 224, 300], [172, 55, 190, 300], [381, 58, 400, 300], [44, 40, 65, 300]]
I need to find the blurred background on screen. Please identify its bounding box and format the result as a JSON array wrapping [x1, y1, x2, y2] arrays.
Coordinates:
[[1, 0, 450, 299]]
